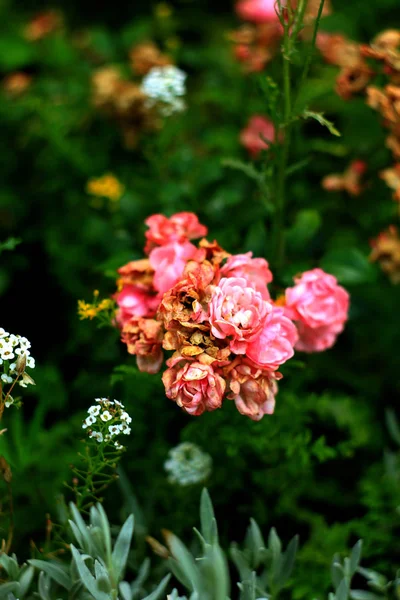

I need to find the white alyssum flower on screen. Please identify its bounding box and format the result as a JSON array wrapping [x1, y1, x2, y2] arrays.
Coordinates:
[[0, 330, 35, 399], [164, 442, 212, 487], [82, 398, 132, 449], [141, 65, 187, 116]]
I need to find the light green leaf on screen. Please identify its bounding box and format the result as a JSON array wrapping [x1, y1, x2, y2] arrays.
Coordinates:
[[70, 546, 109, 600], [200, 489, 217, 545], [349, 541, 363, 576], [303, 110, 341, 137], [321, 248, 376, 285], [142, 575, 171, 600], [111, 514, 134, 582], [29, 560, 71, 591]]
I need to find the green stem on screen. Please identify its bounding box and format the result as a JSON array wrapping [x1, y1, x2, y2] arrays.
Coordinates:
[[273, 19, 292, 269], [296, 0, 326, 105]]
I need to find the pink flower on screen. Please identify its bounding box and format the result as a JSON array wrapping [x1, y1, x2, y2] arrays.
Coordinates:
[[240, 115, 277, 157], [145, 212, 208, 253], [122, 317, 164, 374], [149, 241, 198, 296], [162, 360, 225, 416], [208, 277, 270, 354], [285, 268, 349, 352], [236, 0, 278, 23], [220, 252, 272, 299], [226, 357, 280, 421], [246, 307, 298, 370], [114, 285, 159, 327]]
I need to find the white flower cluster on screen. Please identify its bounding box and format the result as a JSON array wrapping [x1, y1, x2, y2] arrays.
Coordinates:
[[0, 328, 35, 406], [164, 442, 212, 486], [82, 398, 132, 450], [141, 65, 187, 116]]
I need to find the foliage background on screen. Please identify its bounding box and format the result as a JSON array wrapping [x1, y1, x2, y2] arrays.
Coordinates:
[[1, 0, 400, 597]]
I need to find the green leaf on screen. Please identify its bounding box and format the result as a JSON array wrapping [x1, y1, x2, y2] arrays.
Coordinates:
[[200, 489, 217, 545], [37, 571, 52, 600], [142, 575, 171, 600], [222, 158, 262, 183], [350, 592, 383, 600], [349, 541, 363, 576], [286, 209, 321, 250], [0, 238, 21, 255], [336, 579, 349, 600], [29, 560, 71, 591], [303, 111, 341, 137], [248, 519, 265, 569], [277, 535, 299, 588], [111, 514, 134, 582], [385, 409, 400, 446], [70, 546, 109, 600], [164, 531, 201, 593], [321, 248, 376, 285]]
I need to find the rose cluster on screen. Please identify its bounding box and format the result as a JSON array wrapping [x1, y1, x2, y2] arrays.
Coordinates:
[[113, 213, 349, 421]]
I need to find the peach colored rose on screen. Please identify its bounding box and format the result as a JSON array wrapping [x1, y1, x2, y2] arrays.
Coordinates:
[[208, 277, 270, 354], [240, 115, 276, 157], [285, 268, 349, 353], [162, 359, 225, 416], [236, 0, 278, 23], [114, 284, 159, 327], [220, 252, 272, 299], [246, 307, 297, 370], [122, 317, 164, 373], [117, 258, 154, 289], [149, 241, 197, 296], [145, 212, 208, 253], [226, 357, 280, 420]]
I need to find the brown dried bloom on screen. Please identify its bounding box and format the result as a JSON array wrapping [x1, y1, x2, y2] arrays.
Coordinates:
[[117, 259, 155, 289], [2, 72, 32, 96], [121, 317, 164, 373], [129, 42, 172, 75], [229, 23, 282, 73], [317, 33, 362, 68], [24, 10, 62, 41], [380, 164, 400, 201], [361, 30, 400, 73], [370, 226, 400, 284], [336, 63, 373, 100], [322, 160, 367, 196]]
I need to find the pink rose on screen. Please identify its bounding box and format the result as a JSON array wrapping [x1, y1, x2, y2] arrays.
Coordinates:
[[240, 115, 277, 157], [226, 357, 280, 421], [246, 307, 298, 370], [208, 277, 270, 354], [294, 322, 344, 353], [145, 212, 208, 253], [114, 284, 159, 327], [236, 0, 278, 24], [285, 268, 349, 352], [121, 317, 164, 374], [220, 252, 272, 299], [149, 241, 197, 296], [162, 360, 225, 416]]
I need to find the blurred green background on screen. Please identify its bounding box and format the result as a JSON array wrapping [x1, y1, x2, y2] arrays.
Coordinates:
[[1, 0, 400, 596]]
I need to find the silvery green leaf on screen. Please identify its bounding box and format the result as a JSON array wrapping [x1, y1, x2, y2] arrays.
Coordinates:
[[239, 572, 257, 600], [29, 560, 71, 590], [357, 567, 387, 589], [69, 503, 92, 554], [203, 543, 230, 600], [277, 535, 298, 588], [68, 520, 86, 552], [70, 545, 109, 600], [164, 531, 201, 592], [18, 564, 35, 596], [249, 520, 265, 569], [111, 514, 134, 582], [142, 574, 171, 600], [385, 409, 400, 446], [200, 489, 217, 545], [0, 582, 20, 598], [349, 541, 363, 577], [0, 554, 19, 580], [90, 504, 112, 561], [332, 562, 344, 588], [130, 557, 150, 595], [230, 546, 252, 582], [37, 571, 52, 600], [167, 558, 192, 590], [336, 579, 349, 600], [350, 591, 383, 600], [94, 559, 112, 593], [268, 528, 282, 587], [119, 581, 132, 600]]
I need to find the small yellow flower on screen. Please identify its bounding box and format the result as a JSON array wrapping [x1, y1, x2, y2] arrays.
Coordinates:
[[155, 2, 173, 18], [97, 299, 114, 311], [86, 174, 125, 202], [77, 300, 99, 320]]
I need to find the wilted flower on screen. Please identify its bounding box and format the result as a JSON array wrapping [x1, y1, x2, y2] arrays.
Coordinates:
[[24, 10, 61, 41], [2, 72, 32, 96], [164, 442, 212, 486], [121, 317, 164, 374], [162, 358, 225, 416], [322, 160, 367, 196], [141, 65, 187, 115], [370, 225, 400, 284], [130, 42, 172, 75], [380, 163, 400, 201]]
